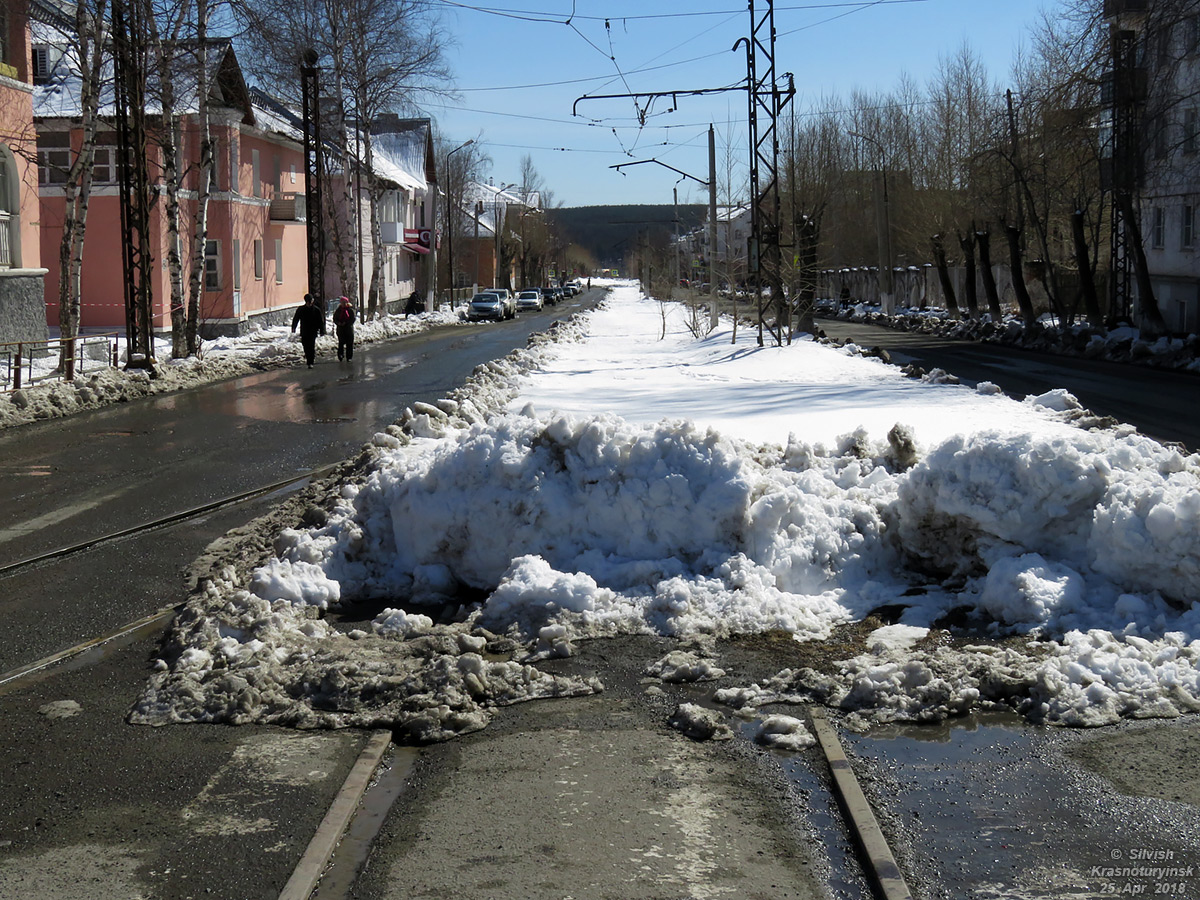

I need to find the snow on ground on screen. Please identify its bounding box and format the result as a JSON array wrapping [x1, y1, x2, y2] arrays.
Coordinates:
[[0, 305, 463, 430], [131, 281, 1200, 741]]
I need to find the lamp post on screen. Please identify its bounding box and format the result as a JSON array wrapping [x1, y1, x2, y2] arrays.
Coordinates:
[[444, 139, 474, 305], [849, 130, 894, 314]]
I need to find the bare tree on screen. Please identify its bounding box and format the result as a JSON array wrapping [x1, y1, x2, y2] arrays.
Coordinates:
[[37, 0, 110, 377]]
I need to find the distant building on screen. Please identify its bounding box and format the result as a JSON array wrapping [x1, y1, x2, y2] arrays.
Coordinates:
[[0, 0, 48, 345], [1108, 1, 1200, 333]]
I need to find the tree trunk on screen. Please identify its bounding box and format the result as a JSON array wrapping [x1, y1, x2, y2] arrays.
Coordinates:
[[977, 229, 1003, 319], [958, 229, 979, 320], [161, 116, 187, 358], [1071, 209, 1103, 327], [1005, 224, 1037, 327], [56, 0, 108, 378], [186, 1, 214, 355], [931, 235, 959, 316]]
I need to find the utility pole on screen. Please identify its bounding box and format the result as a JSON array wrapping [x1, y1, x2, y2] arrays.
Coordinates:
[[300, 49, 325, 305], [708, 124, 719, 329], [735, 0, 794, 346], [112, 0, 155, 373]]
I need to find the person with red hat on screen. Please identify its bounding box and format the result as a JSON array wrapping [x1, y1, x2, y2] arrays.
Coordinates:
[[333, 295, 356, 361]]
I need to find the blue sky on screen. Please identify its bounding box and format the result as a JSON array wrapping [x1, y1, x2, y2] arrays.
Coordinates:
[[422, 0, 1067, 208]]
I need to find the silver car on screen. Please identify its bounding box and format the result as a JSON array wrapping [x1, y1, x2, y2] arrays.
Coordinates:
[[467, 292, 512, 321], [516, 290, 544, 311]]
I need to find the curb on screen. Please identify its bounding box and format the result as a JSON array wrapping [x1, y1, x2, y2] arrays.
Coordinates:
[[278, 729, 393, 900], [810, 708, 913, 900]]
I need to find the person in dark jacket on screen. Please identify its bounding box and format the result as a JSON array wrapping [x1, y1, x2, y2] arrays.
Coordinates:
[[333, 295, 356, 361], [291, 293, 326, 368]]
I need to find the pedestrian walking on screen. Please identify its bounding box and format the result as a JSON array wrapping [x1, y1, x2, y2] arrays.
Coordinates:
[[291, 293, 326, 368], [333, 295, 356, 361]]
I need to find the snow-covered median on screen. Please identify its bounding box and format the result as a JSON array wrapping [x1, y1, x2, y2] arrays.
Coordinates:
[[132, 281, 1200, 739]]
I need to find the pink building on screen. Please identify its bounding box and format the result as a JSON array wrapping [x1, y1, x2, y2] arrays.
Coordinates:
[[0, 0, 47, 345], [35, 39, 308, 336]]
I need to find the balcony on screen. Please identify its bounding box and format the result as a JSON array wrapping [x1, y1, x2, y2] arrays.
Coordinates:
[[1104, 0, 1148, 19], [269, 192, 306, 222]]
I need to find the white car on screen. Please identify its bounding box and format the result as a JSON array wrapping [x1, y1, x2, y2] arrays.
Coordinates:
[[516, 290, 544, 311]]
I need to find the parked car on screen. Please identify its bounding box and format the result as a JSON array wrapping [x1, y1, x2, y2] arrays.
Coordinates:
[[516, 290, 544, 312], [480, 289, 516, 318], [542, 287, 562, 305], [467, 292, 513, 321]]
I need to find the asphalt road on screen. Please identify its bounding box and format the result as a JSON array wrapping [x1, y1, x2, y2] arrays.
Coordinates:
[[815, 317, 1200, 452], [0, 294, 601, 900], [4, 296, 1199, 900]]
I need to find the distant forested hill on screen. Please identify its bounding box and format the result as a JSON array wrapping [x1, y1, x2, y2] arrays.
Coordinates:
[[548, 205, 707, 267]]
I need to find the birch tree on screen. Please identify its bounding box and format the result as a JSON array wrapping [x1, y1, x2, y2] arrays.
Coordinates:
[[43, 0, 109, 377]]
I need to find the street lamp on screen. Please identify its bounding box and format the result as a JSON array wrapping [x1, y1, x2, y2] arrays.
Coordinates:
[[444, 139, 474, 305], [849, 130, 894, 314]]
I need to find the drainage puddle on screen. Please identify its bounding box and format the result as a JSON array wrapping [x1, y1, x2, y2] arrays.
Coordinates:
[[841, 711, 1200, 899]]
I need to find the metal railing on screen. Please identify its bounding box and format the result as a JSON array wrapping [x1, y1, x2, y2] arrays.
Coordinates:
[[1, 333, 120, 392]]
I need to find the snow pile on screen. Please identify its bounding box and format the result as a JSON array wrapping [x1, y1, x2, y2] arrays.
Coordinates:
[[134, 282, 1200, 737], [0, 305, 463, 430], [130, 568, 601, 741]]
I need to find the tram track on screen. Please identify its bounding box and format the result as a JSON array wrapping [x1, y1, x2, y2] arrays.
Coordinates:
[[0, 460, 348, 696]]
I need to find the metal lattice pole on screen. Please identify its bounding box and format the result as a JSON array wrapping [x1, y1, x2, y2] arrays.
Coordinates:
[[111, 0, 156, 372], [740, 0, 794, 346], [301, 50, 325, 303], [1108, 25, 1141, 323]]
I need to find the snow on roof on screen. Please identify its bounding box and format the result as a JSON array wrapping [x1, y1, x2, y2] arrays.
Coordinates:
[[371, 126, 428, 192]]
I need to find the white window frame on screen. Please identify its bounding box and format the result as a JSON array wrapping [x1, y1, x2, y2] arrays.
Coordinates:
[[230, 139, 240, 194], [232, 238, 241, 290], [0, 146, 19, 268], [1183, 204, 1195, 250], [37, 132, 71, 185], [204, 239, 221, 291], [1152, 207, 1166, 249]]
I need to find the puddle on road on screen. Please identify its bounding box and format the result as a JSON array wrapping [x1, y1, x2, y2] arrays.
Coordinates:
[[843, 711, 1200, 899]]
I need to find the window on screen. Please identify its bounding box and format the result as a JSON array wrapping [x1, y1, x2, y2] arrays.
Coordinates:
[[204, 240, 221, 291], [1152, 207, 1166, 249], [290, 164, 296, 185], [0, 147, 17, 268], [254, 239, 263, 279], [1188, 15, 1200, 57], [38, 132, 71, 185], [31, 46, 54, 83], [1184, 109, 1198, 156], [93, 132, 118, 184], [274, 239, 283, 284], [0, 6, 9, 70], [251, 148, 261, 198], [1183, 204, 1195, 249], [230, 139, 239, 193], [232, 239, 241, 290]]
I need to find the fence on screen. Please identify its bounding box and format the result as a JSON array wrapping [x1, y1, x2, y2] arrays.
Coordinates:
[[1, 333, 121, 392]]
